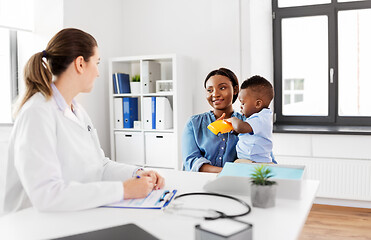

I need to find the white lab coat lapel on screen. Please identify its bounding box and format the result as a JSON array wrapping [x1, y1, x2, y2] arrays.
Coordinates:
[[63, 108, 86, 130]]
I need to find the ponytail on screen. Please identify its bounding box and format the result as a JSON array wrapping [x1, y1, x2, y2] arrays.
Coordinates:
[[15, 52, 52, 116]]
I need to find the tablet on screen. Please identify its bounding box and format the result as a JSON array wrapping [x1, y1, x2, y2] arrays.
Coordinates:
[[53, 223, 159, 240]]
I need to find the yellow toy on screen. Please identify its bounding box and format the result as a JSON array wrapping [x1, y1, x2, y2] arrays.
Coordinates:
[[207, 120, 234, 135]]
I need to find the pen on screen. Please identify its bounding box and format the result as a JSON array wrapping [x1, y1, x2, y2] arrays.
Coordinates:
[[136, 175, 141, 179], [153, 191, 169, 206], [159, 191, 170, 202], [163, 191, 176, 207]]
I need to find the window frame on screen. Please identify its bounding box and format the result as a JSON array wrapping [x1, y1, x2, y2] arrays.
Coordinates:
[[10, 30, 18, 102], [273, 0, 371, 127], [0, 29, 18, 125]]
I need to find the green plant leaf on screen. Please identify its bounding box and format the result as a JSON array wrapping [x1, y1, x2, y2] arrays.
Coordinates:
[[250, 165, 276, 186], [132, 74, 140, 82]]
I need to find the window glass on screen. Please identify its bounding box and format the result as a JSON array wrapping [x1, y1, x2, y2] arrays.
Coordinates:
[[278, 0, 330, 8], [0, 28, 12, 123], [338, 9, 371, 116], [281, 16, 328, 116]]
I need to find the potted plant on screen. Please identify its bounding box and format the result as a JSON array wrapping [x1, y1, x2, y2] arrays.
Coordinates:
[[130, 74, 141, 94], [250, 165, 277, 208]]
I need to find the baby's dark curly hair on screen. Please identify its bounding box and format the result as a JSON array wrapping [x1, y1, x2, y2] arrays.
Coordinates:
[[241, 75, 274, 107]]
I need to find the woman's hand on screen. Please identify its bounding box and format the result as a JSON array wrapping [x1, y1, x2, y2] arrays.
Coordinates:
[[123, 170, 165, 199], [136, 170, 165, 190], [216, 113, 226, 121], [199, 164, 223, 173], [123, 177, 155, 199]]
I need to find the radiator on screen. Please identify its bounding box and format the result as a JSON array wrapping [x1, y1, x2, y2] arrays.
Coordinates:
[[277, 157, 371, 201]]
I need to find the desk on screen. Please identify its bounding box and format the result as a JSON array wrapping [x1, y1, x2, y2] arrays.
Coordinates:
[[0, 169, 319, 240]]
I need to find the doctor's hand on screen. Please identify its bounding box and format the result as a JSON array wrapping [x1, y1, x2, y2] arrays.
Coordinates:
[[123, 177, 155, 199], [136, 170, 165, 190]]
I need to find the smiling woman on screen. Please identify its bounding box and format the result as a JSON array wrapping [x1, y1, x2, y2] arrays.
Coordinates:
[[182, 68, 244, 173]]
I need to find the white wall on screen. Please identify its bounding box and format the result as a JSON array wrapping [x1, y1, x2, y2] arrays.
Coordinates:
[[114, 0, 243, 114], [17, 0, 64, 94], [63, 0, 127, 155]]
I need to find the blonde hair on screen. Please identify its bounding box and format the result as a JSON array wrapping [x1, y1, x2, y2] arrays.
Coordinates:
[[15, 28, 97, 116]]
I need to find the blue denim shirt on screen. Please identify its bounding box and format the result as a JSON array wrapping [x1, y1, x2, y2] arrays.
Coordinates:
[[182, 111, 245, 171]]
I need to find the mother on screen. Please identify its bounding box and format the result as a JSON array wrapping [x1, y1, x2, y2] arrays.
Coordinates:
[[182, 68, 244, 173]]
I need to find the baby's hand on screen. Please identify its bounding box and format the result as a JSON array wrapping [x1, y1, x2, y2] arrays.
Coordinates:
[[225, 117, 239, 125], [225, 117, 245, 133]]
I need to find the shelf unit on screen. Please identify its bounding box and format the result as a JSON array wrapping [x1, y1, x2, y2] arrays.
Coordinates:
[[108, 54, 191, 170]]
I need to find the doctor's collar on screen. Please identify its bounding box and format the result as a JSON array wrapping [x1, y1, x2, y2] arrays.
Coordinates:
[[51, 83, 77, 112]]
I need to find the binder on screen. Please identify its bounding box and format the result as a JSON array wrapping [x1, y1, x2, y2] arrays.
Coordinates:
[[113, 73, 131, 94], [151, 97, 156, 129], [113, 98, 123, 128], [155, 97, 173, 130], [143, 97, 152, 129], [123, 98, 138, 128], [113, 75, 119, 94], [103, 189, 177, 209], [142, 61, 161, 93]]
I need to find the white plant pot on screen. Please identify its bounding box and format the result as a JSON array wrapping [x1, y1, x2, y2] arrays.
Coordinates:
[[130, 82, 141, 94], [251, 184, 277, 208]]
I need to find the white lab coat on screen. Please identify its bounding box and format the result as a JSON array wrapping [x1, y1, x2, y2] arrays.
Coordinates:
[[3, 92, 137, 214]]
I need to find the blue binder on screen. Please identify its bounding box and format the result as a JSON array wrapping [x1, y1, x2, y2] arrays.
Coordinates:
[[123, 98, 138, 128], [151, 97, 156, 129], [113, 73, 131, 94], [113, 77, 119, 94]]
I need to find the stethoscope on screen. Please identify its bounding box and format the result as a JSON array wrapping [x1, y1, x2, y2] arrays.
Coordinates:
[[165, 192, 251, 221]]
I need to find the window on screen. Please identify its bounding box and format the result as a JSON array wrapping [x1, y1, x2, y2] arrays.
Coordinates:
[[0, 28, 17, 124], [273, 0, 371, 126]]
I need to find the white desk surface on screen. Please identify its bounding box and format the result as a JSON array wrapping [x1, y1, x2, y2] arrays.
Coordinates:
[[0, 169, 319, 240]]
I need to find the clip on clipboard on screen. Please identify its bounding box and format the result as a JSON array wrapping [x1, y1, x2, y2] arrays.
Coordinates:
[[102, 189, 177, 209]]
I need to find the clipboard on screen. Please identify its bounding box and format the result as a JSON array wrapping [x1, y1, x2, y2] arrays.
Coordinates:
[[102, 189, 177, 209]]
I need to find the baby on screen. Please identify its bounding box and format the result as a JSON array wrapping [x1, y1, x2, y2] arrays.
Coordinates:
[[226, 75, 274, 163]]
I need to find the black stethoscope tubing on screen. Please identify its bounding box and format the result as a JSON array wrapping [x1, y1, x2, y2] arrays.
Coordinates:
[[174, 192, 251, 220]]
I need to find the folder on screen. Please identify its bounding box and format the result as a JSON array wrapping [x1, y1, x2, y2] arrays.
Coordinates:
[[151, 97, 156, 129], [113, 73, 131, 94], [123, 98, 138, 128], [102, 189, 177, 209], [114, 98, 123, 128], [219, 162, 304, 180], [155, 97, 173, 130], [204, 162, 305, 199], [142, 61, 161, 93], [143, 97, 152, 129]]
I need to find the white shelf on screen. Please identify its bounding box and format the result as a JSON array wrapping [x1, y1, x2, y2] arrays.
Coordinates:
[[142, 92, 174, 97], [114, 129, 174, 133], [113, 94, 141, 97], [114, 128, 141, 132], [108, 54, 192, 170]]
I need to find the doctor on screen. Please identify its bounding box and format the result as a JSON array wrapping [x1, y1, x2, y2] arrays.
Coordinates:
[[3, 28, 164, 214]]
